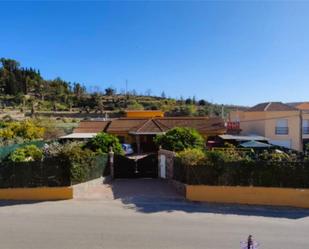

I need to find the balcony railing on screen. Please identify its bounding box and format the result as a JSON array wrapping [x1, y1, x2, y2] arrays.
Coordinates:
[[275, 127, 289, 135], [226, 121, 240, 130], [303, 127, 309, 135]]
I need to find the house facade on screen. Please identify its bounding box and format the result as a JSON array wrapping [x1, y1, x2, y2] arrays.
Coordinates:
[[229, 102, 306, 151], [72, 111, 226, 154]]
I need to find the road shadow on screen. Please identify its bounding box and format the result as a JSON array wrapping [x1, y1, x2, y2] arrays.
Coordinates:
[[0, 200, 46, 207], [109, 179, 309, 219]]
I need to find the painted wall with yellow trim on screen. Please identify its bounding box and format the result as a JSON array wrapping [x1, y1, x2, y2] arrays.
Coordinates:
[[0, 187, 73, 201], [186, 185, 309, 208], [125, 110, 164, 118]]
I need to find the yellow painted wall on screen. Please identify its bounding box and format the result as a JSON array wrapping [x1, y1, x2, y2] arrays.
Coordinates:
[[230, 110, 302, 151], [126, 110, 164, 118], [186, 185, 309, 208], [264, 111, 301, 151], [231, 111, 266, 136], [302, 112, 309, 140], [0, 187, 73, 201]]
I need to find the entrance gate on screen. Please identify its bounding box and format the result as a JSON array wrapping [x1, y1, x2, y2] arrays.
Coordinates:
[[113, 153, 158, 178]]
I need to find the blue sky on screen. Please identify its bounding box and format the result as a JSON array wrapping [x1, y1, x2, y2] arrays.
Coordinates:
[[1, 1, 309, 106]]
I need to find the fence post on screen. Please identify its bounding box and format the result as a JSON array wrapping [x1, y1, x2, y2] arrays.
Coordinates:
[[109, 147, 115, 179]]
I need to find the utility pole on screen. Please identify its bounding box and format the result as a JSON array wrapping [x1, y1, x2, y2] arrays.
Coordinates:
[[125, 80, 128, 96], [221, 105, 224, 119], [125, 80, 128, 108]]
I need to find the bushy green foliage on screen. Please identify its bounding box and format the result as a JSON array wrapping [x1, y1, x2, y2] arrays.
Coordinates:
[[258, 150, 292, 161], [0, 119, 45, 141], [127, 100, 144, 110], [9, 145, 43, 162], [87, 132, 124, 154], [59, 142, 98, 183], [174, 159, 309, 188], [177, 148, 205, 166], [154, 127, 204, 152]]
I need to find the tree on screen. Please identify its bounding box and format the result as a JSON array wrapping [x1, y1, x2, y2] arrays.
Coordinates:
[[87, 132, 123, 154], [192, 96, 196, 105], [154, 127, 204, 152], [198, 99, 207, 106], [0, 58, 20, 71], [94, 94, 104, 114], [185, 98, 192, 105], [73, 83, 85, 100], [105, 87, 116, 96]]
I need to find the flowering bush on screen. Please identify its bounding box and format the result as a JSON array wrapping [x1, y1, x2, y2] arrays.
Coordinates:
[[0, 120, 45, 140], [177, 148, 205, 166], [9, 145, 43, 162]]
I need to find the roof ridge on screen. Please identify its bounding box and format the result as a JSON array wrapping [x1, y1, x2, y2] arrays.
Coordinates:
[[154, 119, 171, 130], [136, 119, 152, 132], [152, 119, 166, 132], [264, 102, 272, 111]]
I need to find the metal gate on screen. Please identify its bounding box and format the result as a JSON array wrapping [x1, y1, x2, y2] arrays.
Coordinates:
[[113, 153, 158, 178]]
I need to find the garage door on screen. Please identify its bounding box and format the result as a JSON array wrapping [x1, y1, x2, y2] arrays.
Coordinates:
[[269, 140, 291, 149]]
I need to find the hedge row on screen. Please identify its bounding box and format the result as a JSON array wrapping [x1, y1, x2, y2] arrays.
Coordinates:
[[0, 154, 109, 188], [174, 159, 309, 188]]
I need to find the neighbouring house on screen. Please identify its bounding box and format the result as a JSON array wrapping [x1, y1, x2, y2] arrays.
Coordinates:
[[294, 102, 309, 148], [229, 102, 309, 151], [65, 111, 226, 154]]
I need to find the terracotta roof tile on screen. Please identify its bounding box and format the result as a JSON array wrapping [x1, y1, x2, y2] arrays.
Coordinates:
[[73, 121, 110, 133], [73, 117, 226, 135], [107, 119, 147, 133], [296, 102, 309, 110]]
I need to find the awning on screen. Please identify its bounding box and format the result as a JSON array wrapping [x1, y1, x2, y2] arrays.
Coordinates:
[[59, 133, 97, 139], [240, 140, 273, 148], [219, 134, 269, 141], [129, 131, 165, 135]]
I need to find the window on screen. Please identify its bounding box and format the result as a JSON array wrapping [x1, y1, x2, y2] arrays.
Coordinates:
[[275, 119, 288, 135], [303, 120, 309, 135]]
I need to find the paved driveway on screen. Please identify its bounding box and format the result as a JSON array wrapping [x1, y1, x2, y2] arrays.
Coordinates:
[[74, 178, 183, 201]]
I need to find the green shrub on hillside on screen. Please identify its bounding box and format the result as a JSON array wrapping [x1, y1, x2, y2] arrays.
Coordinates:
[[0, 120, 45, 140]]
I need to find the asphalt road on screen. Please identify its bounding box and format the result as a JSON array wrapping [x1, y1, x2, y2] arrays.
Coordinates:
[[0, 197, 309, 249]]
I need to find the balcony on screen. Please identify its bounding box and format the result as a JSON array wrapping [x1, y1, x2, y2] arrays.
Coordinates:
[[275, 127, 289, 135], [226, 121, 241, 135], [303, 127, 309, 135]]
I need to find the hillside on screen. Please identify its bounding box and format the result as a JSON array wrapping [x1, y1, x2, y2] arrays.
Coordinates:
[[0, 58, 247, 118]]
